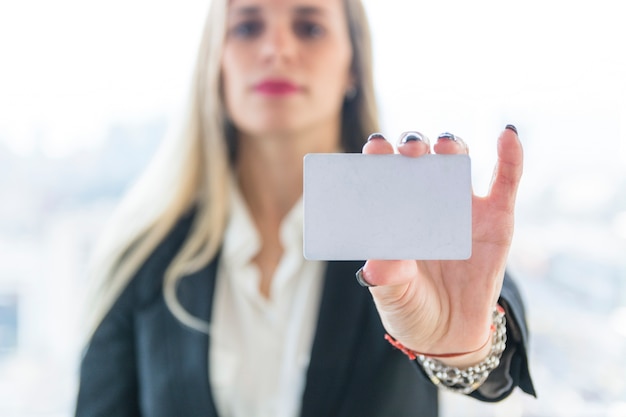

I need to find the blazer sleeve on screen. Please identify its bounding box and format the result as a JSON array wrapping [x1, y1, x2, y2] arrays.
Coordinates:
[[469, 270, 537, 401]]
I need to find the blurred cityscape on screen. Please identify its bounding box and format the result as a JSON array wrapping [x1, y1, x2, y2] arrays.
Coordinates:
[[0, 115, 625, 417], [0, 119, 165, 416]]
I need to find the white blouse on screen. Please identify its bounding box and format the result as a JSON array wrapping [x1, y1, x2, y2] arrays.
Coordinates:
[[209, 185, 325, 417]]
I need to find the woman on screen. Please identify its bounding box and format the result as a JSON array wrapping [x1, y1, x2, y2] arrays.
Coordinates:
[[76, 0, 535, 415]]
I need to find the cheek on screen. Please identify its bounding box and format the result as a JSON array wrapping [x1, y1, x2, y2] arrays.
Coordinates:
[[220, 53, 242, 112], [327, 40, 353, 84], [319, 47, 353, 98]]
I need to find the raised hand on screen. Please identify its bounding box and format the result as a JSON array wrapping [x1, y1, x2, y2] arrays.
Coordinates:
[[360, 126, 522, 367]]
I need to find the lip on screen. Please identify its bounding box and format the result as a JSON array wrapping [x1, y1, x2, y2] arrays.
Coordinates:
[[253, 79, 302, 96]]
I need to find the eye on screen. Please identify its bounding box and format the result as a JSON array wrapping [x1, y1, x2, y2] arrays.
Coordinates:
[[294, 20, 325, 39], [230, 20, 264, 38]]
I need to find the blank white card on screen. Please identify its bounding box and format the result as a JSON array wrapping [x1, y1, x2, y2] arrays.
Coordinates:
[[303, 153, 472, 260]]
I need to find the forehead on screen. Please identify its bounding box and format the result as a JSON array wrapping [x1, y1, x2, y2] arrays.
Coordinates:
[[228, 0, 344, 14]]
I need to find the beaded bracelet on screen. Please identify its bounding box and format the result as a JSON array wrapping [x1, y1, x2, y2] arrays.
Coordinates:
[[385, 305, 507, 394]]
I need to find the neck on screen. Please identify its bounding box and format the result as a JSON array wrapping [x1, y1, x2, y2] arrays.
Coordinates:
[[235, 121, 341, 298], [235, 123, 341, 223]]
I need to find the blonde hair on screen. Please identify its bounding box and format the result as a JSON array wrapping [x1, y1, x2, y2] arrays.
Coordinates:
[[84, 0, 379, 338]]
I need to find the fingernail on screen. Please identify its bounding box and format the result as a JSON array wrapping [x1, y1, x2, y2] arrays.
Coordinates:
[[505, 124, 518, 135], [367, 133, 386, 142], [355, 267, 376, 288], [438, 132, 457, 141], [399, 131, 428, 145]]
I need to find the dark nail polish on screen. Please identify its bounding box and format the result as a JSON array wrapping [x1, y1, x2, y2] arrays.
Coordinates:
[[367, 133, 386, 142], [399, 131, 425, 144], [438, 132, 457, 141], [355, 267, 376, 288], [505, 124, 518, 135]]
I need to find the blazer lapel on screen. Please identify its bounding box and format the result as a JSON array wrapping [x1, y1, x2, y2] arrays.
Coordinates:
[[166, 257, 367, 417], [300, 260, 367, 417]]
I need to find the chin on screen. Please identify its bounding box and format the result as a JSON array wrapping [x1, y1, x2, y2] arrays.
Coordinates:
[[241, 117, 306, 138]]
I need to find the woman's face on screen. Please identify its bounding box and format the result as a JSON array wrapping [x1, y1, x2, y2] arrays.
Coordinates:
[[221, 0, 353, 139]]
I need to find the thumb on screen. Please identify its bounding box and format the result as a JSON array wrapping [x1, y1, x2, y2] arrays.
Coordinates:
[[360, 260, 417, 302]]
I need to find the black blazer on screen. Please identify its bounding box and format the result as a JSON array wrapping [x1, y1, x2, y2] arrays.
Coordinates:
[[76, 215, 535, 417]]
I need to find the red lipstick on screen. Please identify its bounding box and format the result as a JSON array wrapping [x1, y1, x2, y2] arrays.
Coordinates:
[[254, 79, 301, 95]]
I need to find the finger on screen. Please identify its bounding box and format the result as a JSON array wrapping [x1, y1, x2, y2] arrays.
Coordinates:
[[396, 131, 431, 157], [488, 125, 524, 212], [432, 132, 469, 155], [362, 133, 394, 155], [361, 260, 429, 312], [360, 259, 417, 287]]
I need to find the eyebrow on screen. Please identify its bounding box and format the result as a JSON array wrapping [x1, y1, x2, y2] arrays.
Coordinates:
[[229, 5, 327, 18], [293, 6, 326, 16]]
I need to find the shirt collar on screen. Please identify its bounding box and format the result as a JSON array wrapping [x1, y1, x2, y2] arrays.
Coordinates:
[[222, 179, 304, 267]]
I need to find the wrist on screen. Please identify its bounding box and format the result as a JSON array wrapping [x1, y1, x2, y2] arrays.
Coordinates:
[[436, 331, 493, 368], [416, 306, 507, 394], [385, 305, 507, 394], [384, 305, 503, 362]]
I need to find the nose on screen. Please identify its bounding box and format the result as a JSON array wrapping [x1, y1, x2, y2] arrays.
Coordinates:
[[259, 23, 296, 64]]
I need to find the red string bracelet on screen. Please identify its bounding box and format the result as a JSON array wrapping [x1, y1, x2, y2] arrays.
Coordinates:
[[384, 304, 505, 360]]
